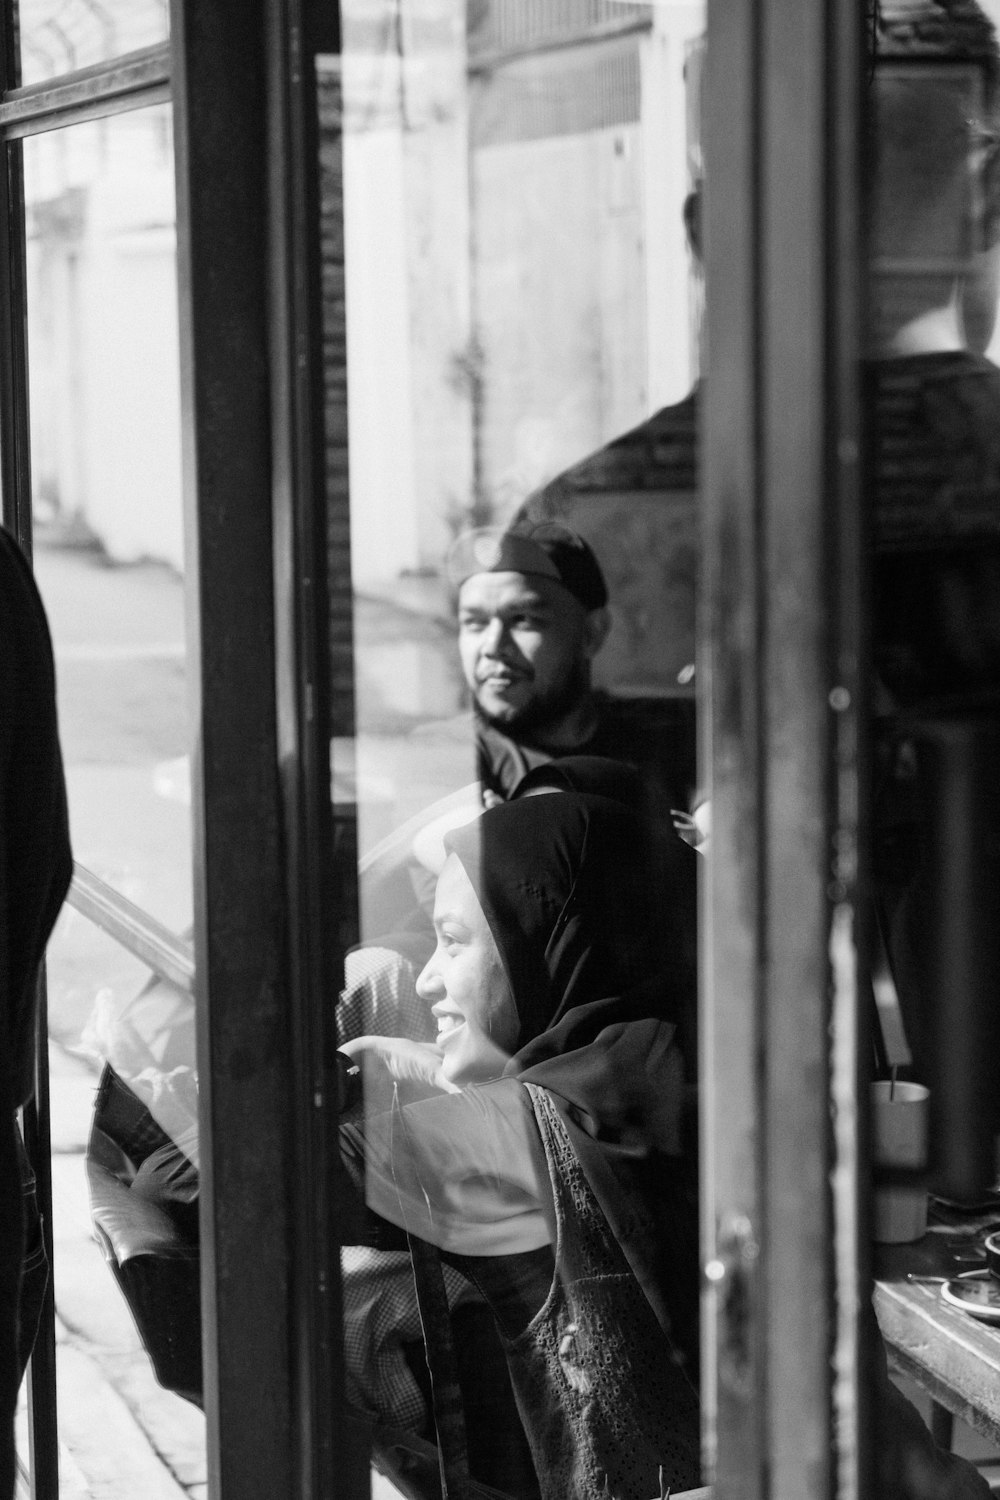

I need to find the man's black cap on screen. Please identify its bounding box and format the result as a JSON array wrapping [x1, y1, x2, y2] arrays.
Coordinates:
[[446, 522, 608, 612]]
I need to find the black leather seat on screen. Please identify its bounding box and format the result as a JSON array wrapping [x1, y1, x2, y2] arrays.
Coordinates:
[[86, 1064, 202, 1406]]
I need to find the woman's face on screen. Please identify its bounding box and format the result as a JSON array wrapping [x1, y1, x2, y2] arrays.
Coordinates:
[[415, 854, 519, 1084]]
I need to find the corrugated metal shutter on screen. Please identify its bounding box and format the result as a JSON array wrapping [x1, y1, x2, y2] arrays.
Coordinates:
[[468, 0, 650, 59], [471, 33, 641, 147]]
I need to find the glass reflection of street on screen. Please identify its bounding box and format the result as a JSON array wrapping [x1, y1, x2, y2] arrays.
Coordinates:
[[22, 537, 203, 1500]]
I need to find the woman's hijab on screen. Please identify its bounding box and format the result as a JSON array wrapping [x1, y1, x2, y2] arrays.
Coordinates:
[[511, 753, 648, 811], [445, 791, 679, 1054]]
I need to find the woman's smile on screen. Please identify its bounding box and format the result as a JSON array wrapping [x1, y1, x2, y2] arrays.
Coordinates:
[[416, 855, 519, 1084], [432, 1005, 465, 1042]]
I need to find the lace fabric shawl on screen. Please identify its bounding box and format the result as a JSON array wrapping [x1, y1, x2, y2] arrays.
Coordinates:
[[501, 1086, 701, 1500]]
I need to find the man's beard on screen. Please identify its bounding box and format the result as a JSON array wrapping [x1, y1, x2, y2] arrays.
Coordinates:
[[473, 662, 591, 743]]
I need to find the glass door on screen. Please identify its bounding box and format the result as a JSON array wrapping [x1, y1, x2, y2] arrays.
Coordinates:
[[330, 0, 870, 1496], [0, 3, 363, 1496], [331, 1, 712, 1494]]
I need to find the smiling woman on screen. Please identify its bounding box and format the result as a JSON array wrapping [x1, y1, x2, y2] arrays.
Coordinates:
[[340, 790, 702, 1500]]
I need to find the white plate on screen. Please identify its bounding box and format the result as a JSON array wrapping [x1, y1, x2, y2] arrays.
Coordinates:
[[941, 1277, 1000, 1324]]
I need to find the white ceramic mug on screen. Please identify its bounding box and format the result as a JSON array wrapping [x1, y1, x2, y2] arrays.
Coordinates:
[[871, 1080, 930, 1244]]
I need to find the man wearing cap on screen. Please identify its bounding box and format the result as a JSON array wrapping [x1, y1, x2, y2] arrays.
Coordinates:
[[447, 521, 696, 814]]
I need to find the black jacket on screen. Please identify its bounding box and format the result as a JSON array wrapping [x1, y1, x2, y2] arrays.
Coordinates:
[[0, 527, 71, 1500]]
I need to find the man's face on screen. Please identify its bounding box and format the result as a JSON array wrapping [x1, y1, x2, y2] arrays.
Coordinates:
[[457, 570, 599, 735]]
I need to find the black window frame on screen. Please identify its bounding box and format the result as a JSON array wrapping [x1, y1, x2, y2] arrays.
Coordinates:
[[0, 2, 365, 1496]]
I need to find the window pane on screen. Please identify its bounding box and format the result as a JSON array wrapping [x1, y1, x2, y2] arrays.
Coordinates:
[[867, 6, 1000, 1483], [867, 19, 1000, 1193], [25, 105, 189, 934], [338, 0, 702, 858], [330, 2, 704, 1493], [19, 104, 203, 1495], [15, 0, 168, 87]]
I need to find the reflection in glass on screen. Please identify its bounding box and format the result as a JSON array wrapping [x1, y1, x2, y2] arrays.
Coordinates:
[[24, 105, 189, 933], [19, 925, 205, 1487], [341, 789, 702, 1499], [16, 0, 168, 87], [339, 0, 704, 862], [869, 8, 1000, 1199], [332, 3, 705, 1494], [19, 106, 201, 1493]]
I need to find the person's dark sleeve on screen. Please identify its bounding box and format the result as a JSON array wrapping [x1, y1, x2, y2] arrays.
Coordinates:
[[0, 528, 72, 1500], [0, 1107, 18, 1500], [0, 529, 73, 1107]]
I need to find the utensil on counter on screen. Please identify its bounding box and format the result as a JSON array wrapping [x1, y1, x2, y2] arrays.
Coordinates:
[[906, 1270, 989, 1285]]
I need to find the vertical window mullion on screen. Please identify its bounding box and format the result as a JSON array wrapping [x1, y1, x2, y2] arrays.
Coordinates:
[[268, 0, 369, 1492], [171, 2, 315, 1495], [0, 142, 32, 544], [702, 0, 865, 1494]]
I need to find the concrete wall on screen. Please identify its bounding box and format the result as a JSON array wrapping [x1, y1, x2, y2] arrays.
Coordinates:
[[469, 5, 704, 518], [341, 0, 476, 589]]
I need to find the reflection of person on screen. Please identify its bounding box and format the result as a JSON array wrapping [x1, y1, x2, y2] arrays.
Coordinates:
[[522, 0, 1000, 1093], [339, 403, 698, 1478], [0, 528, 72, 1500], [355, 522, 699, 1073], [866, 0, 1000, 1116], [341, 792, 702, 1500], [361, 522, 697, 963], [510, 7, 1000, 1493]]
